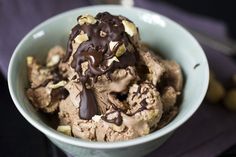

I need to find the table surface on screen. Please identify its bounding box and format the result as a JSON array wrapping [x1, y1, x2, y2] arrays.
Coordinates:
[[1, 0, 236, 157]]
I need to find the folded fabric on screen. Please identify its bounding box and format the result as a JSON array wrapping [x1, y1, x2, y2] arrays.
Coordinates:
[[0, 0, 90, 76]]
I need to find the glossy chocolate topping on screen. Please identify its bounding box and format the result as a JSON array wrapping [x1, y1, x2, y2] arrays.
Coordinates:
[[64, 12, 137, 82], [79, 87, 98, 120]]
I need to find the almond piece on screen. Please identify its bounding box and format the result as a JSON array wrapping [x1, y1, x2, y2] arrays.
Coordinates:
[[122, 20, 138, 37], [57, 125, 72, 136], [78, 14, 97, 25]]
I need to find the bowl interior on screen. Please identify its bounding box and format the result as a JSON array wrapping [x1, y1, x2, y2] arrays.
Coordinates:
[[8, 5, 209, 148]]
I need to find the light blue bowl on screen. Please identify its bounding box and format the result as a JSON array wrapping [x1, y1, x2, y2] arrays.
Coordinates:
[[8, 5, 209, 157]]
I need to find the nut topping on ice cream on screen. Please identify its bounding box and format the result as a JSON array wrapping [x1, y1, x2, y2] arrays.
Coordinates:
[[63, 12, 138, 81], [26, 12, 183, 141]]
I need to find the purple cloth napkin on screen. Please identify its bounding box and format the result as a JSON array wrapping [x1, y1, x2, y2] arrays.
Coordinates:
[[0, 0, 90, 76], [1, 0, 236, 157]]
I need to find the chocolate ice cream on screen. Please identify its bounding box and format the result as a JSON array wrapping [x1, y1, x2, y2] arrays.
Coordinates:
[[26, 12, 183, 141]]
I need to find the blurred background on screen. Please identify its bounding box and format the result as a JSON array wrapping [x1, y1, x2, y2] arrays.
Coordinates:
[[0, 0, 236, 157], [162, 0, 236, 38]]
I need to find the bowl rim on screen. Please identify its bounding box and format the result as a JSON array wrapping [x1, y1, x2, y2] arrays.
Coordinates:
[[8, 5, 209, 149]]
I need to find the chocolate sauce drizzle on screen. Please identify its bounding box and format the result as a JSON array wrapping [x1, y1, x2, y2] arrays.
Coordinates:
[[50, 68, 70, 103], [126, 99, 148, 116], [64, 12, 137, 81], [101, 98, 148, 126], [79, 87, 98, 120], [101, 99, 148, 126], [63, 12, 139, 120]]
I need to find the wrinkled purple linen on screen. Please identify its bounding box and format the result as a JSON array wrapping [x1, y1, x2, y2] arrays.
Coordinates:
[[0, 0, 91, 76], [1, 0, 236, 157]]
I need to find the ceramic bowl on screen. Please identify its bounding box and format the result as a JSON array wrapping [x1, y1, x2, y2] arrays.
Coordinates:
[[8, 5, 209, 157]]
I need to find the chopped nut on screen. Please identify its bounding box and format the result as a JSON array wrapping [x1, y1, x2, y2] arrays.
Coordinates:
[[122, 20, 138, 37], [47, 46, 65, 62], [109, 41, 119, 51], [74, 33, 89, 45], [115, 43, 126, 57], [47, 54, 60, 67], [107, 56, 119, 66], [81, 61, 89, 75], [92, 115, 101, 122], [48, 81, 67, 89], [106, 111, 119, 120], [57, 125, 72, 136], [100, 31, 107, 37], [109, 41, 126, 57], [27, 56, 34, 66], [78, 14, 97, 25], [111, 124, 125, 132]]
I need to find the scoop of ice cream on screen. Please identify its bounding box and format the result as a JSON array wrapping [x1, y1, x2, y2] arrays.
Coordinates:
[[26, 12, 183, 142], [63, 12, 140, 82]]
